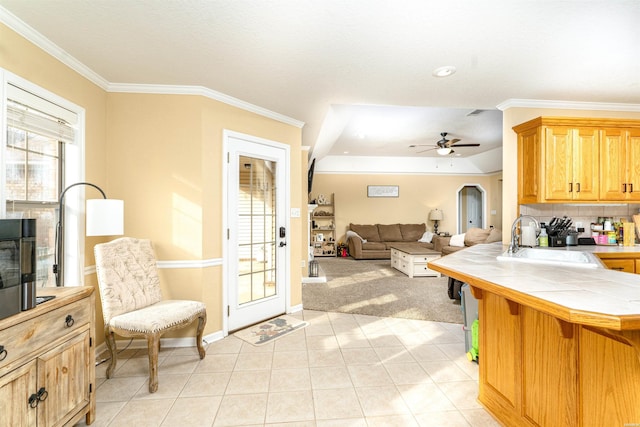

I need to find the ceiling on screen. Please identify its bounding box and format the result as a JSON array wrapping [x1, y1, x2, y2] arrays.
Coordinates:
[[1, 1, 639, 167]]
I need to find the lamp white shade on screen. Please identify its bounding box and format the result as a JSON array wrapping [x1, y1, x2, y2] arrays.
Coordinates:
[[429, 209, 443, 221], [86, 199, 124, 236], [436, 147, 452, 156]]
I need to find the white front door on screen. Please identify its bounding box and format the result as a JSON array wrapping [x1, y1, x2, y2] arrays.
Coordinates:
[[225, 132, 289, 332]]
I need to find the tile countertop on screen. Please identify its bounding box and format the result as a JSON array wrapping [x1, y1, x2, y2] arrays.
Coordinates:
[[427, 242, 640, 331]]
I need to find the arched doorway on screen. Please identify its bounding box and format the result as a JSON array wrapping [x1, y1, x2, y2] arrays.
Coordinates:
[[457, 185, 486, 233]]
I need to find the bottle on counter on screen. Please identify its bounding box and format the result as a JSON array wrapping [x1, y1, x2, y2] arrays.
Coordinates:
[[538, 228, 549, 247]]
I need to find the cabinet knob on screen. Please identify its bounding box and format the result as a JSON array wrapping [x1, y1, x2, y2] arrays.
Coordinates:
[[576, 182, 581, 193], [0, 345, 6, 361], [623, 183, 627, 193], [65, 314, 75, 327], [569, 182, 573, 192], [630, 183, 634, 193]]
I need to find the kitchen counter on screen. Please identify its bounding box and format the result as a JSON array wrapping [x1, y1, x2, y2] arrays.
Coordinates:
[[428, 243, 640, 427], [429, 242, 640, 330]]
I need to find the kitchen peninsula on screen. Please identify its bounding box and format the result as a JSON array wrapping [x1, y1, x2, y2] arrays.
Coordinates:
[[428, 243, 640, 427]]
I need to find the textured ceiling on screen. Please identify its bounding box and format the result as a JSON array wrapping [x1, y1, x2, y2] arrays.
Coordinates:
[[1, 0, 639, 163]]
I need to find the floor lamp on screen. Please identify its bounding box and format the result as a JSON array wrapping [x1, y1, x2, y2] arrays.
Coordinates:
[[54, 182, 124, 287]]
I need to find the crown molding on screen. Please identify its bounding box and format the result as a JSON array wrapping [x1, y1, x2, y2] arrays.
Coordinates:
[[1, 6, 304, 129], [0, 6, 110, 90], [107, 83, 304, 128], [497, 99, 640, 112]]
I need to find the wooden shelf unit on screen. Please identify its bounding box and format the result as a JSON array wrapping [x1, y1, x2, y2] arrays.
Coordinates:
[[310, 193, 336, 257]]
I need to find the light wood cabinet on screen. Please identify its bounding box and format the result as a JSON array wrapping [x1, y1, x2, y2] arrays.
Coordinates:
[[515, 117, 640, 204], [600, 128, 640, 201], [596, 252, 640, 273], [475, 287, 640, 427], [0, 287, 95, 427], [543, 126, 599, 201]]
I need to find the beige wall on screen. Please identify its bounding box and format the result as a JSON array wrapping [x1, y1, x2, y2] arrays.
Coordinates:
[[1, 23, 304, 343], [106, 93, 303, 336], [311, 173, 502, 243]]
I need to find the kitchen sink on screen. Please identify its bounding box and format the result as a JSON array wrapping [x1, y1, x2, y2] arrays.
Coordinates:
[[496, 248, 603, 269]]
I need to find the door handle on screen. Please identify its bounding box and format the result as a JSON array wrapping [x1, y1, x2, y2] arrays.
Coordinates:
[[279, 241, 286, 247]]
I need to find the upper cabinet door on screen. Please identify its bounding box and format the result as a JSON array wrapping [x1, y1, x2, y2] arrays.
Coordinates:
[[600, 128, 627, 201], [600, 128, 640, 201], [544, 127, 574, 201], [572, 127, 599, 201], [625, 129, 640, 201]]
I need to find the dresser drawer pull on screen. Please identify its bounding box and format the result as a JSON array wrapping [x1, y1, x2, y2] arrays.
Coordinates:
[[0, 345, 6, 361], [65, 314, 75, 327], [28, 387, 48, 408]]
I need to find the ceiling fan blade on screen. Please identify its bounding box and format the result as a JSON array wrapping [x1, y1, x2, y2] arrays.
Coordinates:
[[450, 143, 480, 147], [447, 138, 461, 145]]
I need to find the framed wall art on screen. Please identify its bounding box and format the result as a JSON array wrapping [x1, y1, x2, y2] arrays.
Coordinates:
[[367, 185, 399, 198]]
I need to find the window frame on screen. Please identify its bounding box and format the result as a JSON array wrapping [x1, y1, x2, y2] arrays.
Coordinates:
[[1, 69, 87, 286]]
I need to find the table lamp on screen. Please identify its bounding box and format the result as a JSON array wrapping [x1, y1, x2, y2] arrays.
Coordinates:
[[429, 209, 443, 235]]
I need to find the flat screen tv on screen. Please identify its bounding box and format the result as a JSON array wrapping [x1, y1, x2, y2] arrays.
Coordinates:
[[307, 158, 315, 196]]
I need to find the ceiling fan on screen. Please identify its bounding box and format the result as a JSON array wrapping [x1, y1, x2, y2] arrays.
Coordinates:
[[410, 132, 480, 155]]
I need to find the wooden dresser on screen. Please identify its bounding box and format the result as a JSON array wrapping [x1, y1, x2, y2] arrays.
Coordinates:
[[0, 286, 95, 426]]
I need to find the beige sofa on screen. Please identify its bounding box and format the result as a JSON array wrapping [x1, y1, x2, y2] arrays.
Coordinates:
[[347, 223, 435, 259], [435, 227, 503, 255]]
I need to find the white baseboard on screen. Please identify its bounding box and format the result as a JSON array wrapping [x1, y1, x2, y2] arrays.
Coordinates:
[[289, 303, 304, 313]]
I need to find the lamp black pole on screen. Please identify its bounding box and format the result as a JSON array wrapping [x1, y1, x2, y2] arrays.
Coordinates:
[[54, 182, 107, 287]]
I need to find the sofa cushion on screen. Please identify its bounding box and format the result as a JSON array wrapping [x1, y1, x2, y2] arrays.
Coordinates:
[[418, 231, 434, 243], [486, 228, 503, 243], [400, 223, 426, 241], [377, 224, 403, 242], [450, 233, 466, 247], [362, 241, 386, 250], [464, 228, 492, 246], [350, 224, 381, 242]]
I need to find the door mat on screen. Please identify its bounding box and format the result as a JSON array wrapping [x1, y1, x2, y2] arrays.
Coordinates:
[[234, 315, 308, 346]]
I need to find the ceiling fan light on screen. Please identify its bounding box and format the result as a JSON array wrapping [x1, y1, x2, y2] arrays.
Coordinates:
[[437, 147, 452, 155]]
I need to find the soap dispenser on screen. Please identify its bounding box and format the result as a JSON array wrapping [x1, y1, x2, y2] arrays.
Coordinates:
[[538, 228, 549, 247]]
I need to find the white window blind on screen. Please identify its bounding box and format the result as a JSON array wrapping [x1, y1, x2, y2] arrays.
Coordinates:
[[6, 83, 77, 144]]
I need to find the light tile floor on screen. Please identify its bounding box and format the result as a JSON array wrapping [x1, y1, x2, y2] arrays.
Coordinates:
[[77, 310, 500, 427]]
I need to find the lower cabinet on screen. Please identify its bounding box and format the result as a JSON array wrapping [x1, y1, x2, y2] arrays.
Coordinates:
[[478, 288, 640, 427], [0, 287, 95, 427], [596, 253, 640, 273]]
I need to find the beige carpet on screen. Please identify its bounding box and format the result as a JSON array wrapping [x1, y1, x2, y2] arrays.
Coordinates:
[[303, 257, 463, 324]]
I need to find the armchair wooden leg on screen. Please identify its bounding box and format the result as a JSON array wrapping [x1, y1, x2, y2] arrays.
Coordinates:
[[146, 333, 161, 393], [196, 312, 207, 359], [104, 328, 117, 379]]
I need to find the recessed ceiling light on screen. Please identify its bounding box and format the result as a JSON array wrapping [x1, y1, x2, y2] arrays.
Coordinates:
[[432, 66, 456, 78]]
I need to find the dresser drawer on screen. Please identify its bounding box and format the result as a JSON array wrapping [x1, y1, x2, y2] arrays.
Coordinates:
[[0, 299, 90, 373]]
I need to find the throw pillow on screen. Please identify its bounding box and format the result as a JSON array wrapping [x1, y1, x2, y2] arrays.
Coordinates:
[[346, 230, 367, 243], [449, 233, 466, 247], [418, 231, 434, 243]]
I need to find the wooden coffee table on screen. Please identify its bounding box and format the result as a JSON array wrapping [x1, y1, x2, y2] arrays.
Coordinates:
[[390, 244, 441, 278]]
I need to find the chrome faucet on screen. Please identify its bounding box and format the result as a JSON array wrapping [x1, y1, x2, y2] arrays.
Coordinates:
[[508, 215, 540, 254]]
